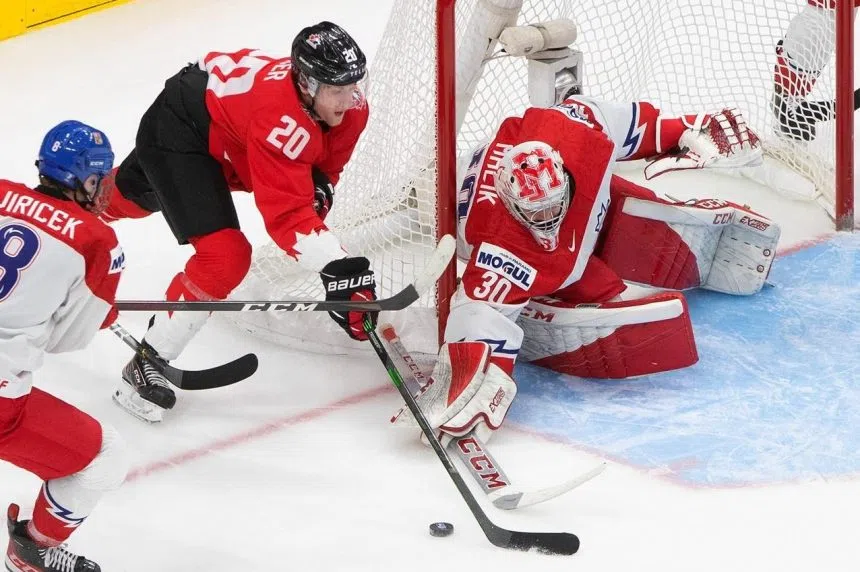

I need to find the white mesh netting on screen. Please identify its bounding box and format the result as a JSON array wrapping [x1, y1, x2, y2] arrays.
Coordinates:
[[227, 0, 841, 353]]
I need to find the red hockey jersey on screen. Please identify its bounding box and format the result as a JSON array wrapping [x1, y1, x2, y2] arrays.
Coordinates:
[[199, 49, 369, 270], [0, 181, 123, 398], [450, 96, 696, 367], [455, 104, 617, 313]]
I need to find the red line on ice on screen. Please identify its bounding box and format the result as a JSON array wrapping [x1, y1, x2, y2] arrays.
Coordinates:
[[126, 385, 390, 482]]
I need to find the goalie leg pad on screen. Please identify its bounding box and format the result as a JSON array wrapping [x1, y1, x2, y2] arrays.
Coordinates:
[[516, 292, 698, 378], [391, 341, 517, 445], [598, 180, 780, 295], [703, 205, 780, 295]]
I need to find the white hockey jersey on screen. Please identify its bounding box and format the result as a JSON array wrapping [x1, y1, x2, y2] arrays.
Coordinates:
[[0, 180, 124, 399]]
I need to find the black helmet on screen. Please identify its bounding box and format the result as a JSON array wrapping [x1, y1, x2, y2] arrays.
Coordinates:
[[291, 21, 367, 87]]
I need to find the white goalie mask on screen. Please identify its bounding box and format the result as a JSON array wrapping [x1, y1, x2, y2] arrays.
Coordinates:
[[495, 141, 571, 251]]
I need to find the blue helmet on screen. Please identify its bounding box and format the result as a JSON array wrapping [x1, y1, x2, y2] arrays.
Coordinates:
[[37, 120, 114, 191]]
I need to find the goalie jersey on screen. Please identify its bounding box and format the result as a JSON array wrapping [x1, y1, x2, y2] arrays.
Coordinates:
[[455, 101, 617, 311], [0, 181, 123, 398], [451, 96, 707, 370]]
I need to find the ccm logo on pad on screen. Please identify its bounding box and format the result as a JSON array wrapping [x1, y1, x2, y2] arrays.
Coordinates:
[[475, 243, 536, 291]]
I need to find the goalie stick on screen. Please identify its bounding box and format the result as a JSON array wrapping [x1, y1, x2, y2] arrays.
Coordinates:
[[380, 324, 605, 510], [366, 320, 580, 555], [109, 323, 258, 390], [115, 235, 456, 313]]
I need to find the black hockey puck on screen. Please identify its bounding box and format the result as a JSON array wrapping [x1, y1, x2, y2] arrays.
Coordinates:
[[429, 522, 454, 537]]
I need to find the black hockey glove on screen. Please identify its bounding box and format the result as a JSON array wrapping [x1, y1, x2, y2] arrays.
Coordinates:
[[320, 256, 378, 341], [312, 167, 335, 220]]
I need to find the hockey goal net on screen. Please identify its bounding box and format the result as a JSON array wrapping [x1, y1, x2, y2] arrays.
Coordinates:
[[226, 0, 854, 353]]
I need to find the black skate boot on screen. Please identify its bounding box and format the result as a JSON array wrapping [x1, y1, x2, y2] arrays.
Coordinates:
[[114, 341, 177, 423], [5, 504, 99, 572]]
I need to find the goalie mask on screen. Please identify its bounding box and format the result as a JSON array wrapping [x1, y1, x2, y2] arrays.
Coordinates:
[[496, 141, 571, 251]]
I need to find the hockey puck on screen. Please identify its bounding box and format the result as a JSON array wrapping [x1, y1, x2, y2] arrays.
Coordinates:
[[429, 522, 454, 537]]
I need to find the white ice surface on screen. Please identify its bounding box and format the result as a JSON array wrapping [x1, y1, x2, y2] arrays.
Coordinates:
[[0, 1, 858, 570]]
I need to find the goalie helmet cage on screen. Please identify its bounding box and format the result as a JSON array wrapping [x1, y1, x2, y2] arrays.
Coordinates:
[[226, 0, 854, 353]]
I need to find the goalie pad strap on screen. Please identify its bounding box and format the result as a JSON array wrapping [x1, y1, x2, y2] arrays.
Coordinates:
[[516, 293, 698, 378]]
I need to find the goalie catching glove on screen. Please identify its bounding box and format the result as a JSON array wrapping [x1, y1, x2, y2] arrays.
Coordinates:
[[320, 256, 377, 341], [644, 108, 763, 179], [391, 341, 517, 447]]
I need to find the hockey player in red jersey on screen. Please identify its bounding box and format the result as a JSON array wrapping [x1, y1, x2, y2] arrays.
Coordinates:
[[99, 21, 377, 422], [773, 0, 859, 140], [393, 96, 780, 446], [0, 121, 128, 572]]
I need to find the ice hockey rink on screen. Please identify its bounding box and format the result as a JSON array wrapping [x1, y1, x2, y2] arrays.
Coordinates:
[[1, 0, 859, 570]]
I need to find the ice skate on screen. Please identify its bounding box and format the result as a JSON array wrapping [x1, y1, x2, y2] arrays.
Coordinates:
[[5, 504, 99, 572], [114, 342, 177, 423]]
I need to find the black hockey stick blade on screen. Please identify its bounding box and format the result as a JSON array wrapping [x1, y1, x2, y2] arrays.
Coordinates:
[[494, 528, 580, 555], [108, 324, 258, 390], [365, 321, 579, 555], [154, 353, 258, 391], [777, 87, 860, 141], [115, 235, 456, 313]]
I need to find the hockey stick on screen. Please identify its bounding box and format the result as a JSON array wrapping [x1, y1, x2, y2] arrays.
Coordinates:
[[380, 324, 605, 510], [776, 88, 860, 141], [366, 320, 579, 555], [114, 235, 456, 313], [109, 323, 258, 390]]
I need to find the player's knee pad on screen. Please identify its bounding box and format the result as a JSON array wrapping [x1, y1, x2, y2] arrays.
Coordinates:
[[516, 292, 698, 378], [186, 228, 252, 299], [597, 187, 780, 295], [68, 423, 129, 492]]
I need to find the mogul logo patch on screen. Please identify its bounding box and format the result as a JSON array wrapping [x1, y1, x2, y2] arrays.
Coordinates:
[[475, 243, 536, 291], [108, 245, 125, 274]]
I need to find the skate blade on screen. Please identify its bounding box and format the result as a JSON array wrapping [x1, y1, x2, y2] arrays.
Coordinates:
[[113, 384, 166, 423], [6, 552, 31, 572]]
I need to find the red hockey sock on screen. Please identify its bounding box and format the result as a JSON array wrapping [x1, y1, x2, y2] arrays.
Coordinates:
[[28, 483, 85, 546]]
